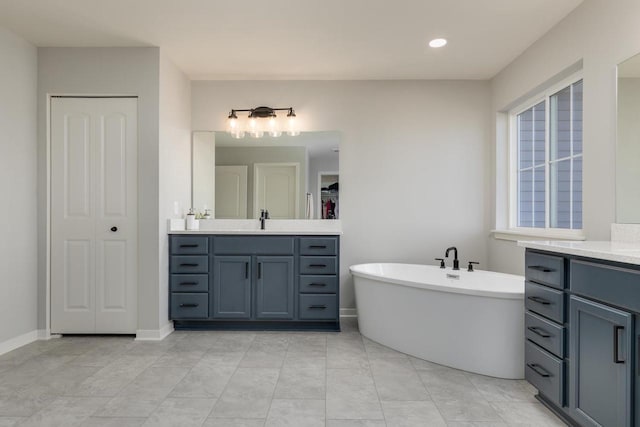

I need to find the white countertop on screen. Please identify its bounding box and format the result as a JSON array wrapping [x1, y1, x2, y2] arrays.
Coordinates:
[[167, 219, 342, 235], [517, 240, 640, 265]]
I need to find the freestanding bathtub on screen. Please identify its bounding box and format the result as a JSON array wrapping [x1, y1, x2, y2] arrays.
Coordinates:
[[350, 263, 524, 379]]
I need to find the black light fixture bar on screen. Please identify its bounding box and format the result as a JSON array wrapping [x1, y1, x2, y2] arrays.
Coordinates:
[[228, 106, 296, 119]]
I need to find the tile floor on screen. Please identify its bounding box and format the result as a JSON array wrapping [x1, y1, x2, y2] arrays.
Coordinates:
[[0, 319, 565, 426]]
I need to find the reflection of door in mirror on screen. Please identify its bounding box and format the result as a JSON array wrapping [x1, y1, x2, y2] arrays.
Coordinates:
[[216, 166, 248, 219], [192, 132, 215, 214], [254, 163, 300, 219], [319, 172, 339, 219]]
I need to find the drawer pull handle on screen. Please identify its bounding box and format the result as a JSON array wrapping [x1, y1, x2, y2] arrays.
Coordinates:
[[527, 296, 551, 305], [309, 283, 327, 287], [309, 245, 327, 249], [245, 262, 249, 279], [180, 263, 199, 267], [180, 244, 199, 248], [180, 282, 198, 286], [309, 264, 327, 268], [528, 265, 554, 273], [527, 326, 551, 338], [527, 363, 551, 378], [179, 303, 199, 308], [258, 262, 262, 279], [309, 305, 327, 310], [614, 325, 625, 364]]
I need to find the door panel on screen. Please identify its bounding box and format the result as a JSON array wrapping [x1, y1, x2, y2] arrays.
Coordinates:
[[212, 256, 252, 319], [254, 163, 299, 219], [256, 256, 294, 319], [52, 97, 137, 334], [215, 165, 247, 219], [570, 296, 633, 427]]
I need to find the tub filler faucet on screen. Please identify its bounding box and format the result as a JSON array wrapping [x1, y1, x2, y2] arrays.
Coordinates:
[[445, 246, 459, 270]]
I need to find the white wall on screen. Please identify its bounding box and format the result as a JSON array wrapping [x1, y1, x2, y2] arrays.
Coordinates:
[[488, 0, 640, 275], [38, 47, 162, 331], [0, 27, 38, 346], [192, 80, 491, 308], [159, 51, 192, 331]]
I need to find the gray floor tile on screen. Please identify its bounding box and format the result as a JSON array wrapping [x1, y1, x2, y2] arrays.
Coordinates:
[[265, 398, 325, 427], [0, 418, 25, 427], [489, 402, 566, 426], [363, 338, 409, 360], [79, 417, 147, 427], [202, 419, 265, 427], [18, 396, 109, 427], [207, 333, 256, 353], [119, 366, 189, 398], [143, 397, 216, 427], [419, 369, 484, 401], [282, 354, 326, 370], [446, 422, 508, 426], [382, 400, 447, 426], [465, 375, 537, 403], [69, 355, 158, 397], [370, 358, 429, 401], [434, 399, 503, 423], [326, 421, 386, 427], [326, 368, 384, 420], [274, 366, 325, 399], [169, 363, 236, 399], [210, 368, 279, 419], [0, 395, 55, 417], [152, 348, 206, 368]]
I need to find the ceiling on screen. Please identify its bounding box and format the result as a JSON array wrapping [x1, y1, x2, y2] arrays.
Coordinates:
[[0, 0, 583, 80]]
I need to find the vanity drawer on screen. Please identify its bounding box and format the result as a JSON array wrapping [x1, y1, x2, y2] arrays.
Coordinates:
[[299, 257, 337, 275], [171, 236, 208, 255], [525, 281, 564, 323], [214, 236, 294, 255], [525, 311, 565, 358], [171, 293, 208, 319], [299, 237, 338, 256], [299, 275, 338, 293], [170, 256, 209, 274], [570, 259, 640, 313], [299, 294, 338, 320], [170, 274, 209, 293], [525, 340, 564, 407], [525, 251, 565, 289]]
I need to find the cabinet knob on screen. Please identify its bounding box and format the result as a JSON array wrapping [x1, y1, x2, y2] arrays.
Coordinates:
[[110, 226, 118, 232]]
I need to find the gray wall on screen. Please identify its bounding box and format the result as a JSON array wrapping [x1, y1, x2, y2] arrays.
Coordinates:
[[37, 47, 162, 331], [216, 146, 307, 219], [488, 0, 640, 275], [192, 80, 491, 309], [0, 27, 38, 344]]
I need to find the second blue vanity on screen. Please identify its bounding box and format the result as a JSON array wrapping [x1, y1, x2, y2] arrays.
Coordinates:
[[169, 233, 340, 331]]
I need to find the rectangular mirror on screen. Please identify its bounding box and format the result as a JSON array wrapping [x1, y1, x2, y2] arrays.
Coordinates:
[[192, 131, 340, 220], [617, 54, 640, 223]]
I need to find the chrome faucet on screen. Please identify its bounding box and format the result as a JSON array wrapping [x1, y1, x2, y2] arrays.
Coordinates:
[[259, 209, 270, 230], [445, 246, 459, 270]]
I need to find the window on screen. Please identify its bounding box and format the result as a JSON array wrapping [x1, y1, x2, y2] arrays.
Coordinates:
[[511, 77, 583, 232]]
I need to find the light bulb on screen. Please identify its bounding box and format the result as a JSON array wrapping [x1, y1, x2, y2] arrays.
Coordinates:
[[251, 130, 264, 138], [287, 115, 299, 136], [231, 130, 245, 139], [429, 38, 447, 48], [268, 116, 282, 137]]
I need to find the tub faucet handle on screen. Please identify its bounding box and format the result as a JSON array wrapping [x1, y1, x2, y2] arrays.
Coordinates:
[[467, 261, 479, 272], [435, 258, 445, 269]]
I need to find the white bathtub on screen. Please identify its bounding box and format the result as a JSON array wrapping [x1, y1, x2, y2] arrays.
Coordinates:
[[350, 263, 525, 379]]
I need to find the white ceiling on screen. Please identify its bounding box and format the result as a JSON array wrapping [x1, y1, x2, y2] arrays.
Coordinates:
[[0, 0, 583, 80]]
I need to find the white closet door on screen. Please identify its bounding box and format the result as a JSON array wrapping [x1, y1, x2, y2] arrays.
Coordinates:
[[254, 163, 299, 219], [51, 97, 138, 334]]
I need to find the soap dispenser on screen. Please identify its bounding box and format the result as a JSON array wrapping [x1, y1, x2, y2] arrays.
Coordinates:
[[203, 209, 212, 220], [186, 208, 199, 231]]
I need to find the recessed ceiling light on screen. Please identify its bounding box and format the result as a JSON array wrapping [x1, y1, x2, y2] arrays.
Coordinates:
[[429, 38, 447, 48]]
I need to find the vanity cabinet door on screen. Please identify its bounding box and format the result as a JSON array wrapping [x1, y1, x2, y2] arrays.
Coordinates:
[[255, 256, 294, 319], [569, 296, 633, 427], [212, 256, 252, 319]]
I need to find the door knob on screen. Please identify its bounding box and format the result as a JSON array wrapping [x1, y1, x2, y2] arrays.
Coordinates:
[[110, 226, 118, 232]]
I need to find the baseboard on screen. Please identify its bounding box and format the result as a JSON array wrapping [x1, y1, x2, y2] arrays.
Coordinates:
[[340, 308, 357, 318], [135, 322, 174, 341], [0, 330, 39, 356], [37, 329, 61, 340]]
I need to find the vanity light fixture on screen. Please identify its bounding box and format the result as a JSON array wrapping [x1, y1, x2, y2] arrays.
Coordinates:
[[226, 106, 299, 139], [429, 38, 447, 48]]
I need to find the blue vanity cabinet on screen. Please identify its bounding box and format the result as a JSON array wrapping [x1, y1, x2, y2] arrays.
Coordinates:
[[170, 233, 340, 330], [524, 249, 639, 427], [255, 256, 295, 319], [569, 296, 632, 427], [212, 256, 252, 319]]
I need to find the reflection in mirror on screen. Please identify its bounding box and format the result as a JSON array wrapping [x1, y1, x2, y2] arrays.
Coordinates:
[[617, 54, 640, 223], [192, 131, 340, 220]]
